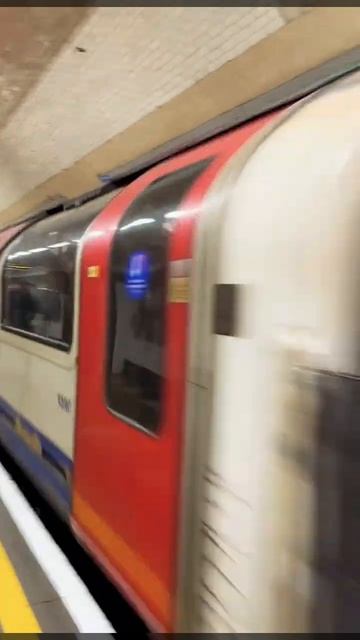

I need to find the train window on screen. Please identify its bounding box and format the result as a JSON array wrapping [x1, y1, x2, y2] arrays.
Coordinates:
[[1, 197, 108, 350], [107, 159, 211, 434]]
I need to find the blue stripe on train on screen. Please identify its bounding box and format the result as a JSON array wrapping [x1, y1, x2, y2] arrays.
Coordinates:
[[0, 396, 72, 515]]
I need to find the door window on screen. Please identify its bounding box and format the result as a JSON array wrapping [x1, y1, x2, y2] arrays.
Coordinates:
[[107, 160, 210, 434]]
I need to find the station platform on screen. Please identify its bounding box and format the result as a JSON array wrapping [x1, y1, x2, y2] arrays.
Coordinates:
[[0, 499, 77, 633], [0, 463, 114, 634]]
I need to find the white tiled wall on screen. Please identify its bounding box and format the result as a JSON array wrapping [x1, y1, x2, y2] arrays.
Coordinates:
[[0, 7, 291, 212]]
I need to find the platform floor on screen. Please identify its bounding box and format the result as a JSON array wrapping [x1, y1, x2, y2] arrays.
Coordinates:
[[0, 498, 78, 632], [0, 461, 114, 634]]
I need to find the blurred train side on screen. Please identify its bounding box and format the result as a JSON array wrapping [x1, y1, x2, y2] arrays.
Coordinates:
[[0, 69, 359, 632], [193, 71, 360, 632]]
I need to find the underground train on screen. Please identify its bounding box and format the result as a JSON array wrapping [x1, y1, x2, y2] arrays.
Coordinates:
[[1, 67, 360, 633]]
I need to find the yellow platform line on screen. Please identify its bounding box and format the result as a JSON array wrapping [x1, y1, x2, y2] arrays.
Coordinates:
[[0, 542, 41, 632]]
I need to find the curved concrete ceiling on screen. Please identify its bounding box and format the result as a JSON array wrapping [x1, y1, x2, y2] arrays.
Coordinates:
[[0, 8, 89, 128], [0, 7, 359, 227]]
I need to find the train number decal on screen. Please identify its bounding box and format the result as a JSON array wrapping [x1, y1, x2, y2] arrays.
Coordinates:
[[57, 394, 72, 414]]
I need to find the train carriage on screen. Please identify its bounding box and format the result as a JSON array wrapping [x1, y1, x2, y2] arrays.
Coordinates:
[[0, 66, 360, 633]]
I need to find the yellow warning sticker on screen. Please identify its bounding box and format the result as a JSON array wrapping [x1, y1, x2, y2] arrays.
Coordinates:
[[87, 265, 100, 278], [168, 277, 189, 303], [14, 418, 42, 456]]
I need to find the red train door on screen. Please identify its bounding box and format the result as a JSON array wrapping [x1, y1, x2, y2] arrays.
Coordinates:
[[72, 156, 217, 631], [71, 116, 275, 632]]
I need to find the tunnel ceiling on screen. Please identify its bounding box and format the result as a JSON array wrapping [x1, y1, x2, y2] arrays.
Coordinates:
[[0, 7, 358, 229], [0, 8, 89, 129]]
